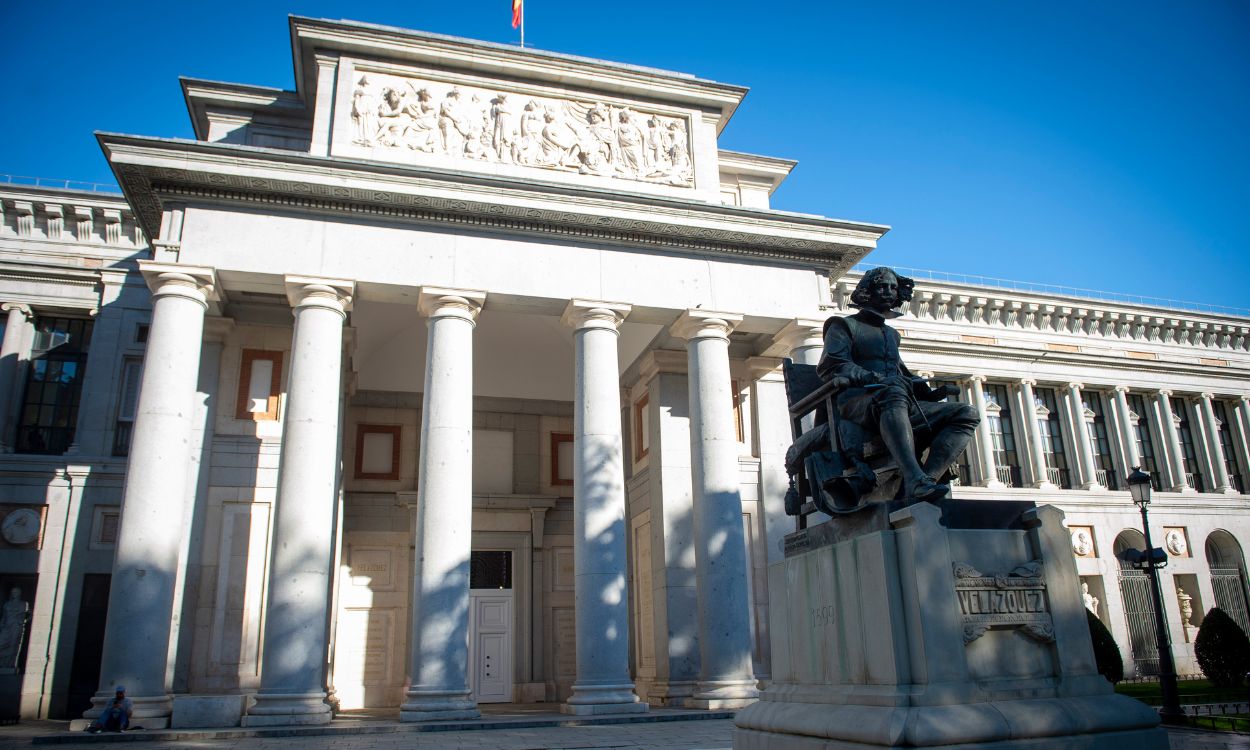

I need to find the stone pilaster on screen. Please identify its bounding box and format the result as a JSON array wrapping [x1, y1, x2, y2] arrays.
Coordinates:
[[671, 310, 758, 709], [559, 301, 646, 715], [1019, 379, 1055, 489], [244, 277, 353, 726], [400, 287, 486, 722], [0, 303, 33, 452], [1154, 390, 1192, 493], [1198, 393, 1235, 494], [87, 263, 216, 728], [1066, 383, 1103, 490], [968, 375, 1005, 488]]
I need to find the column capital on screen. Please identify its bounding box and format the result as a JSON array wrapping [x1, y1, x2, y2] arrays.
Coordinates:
[[1200, 392, 1216, 401], [1067, 382, 1084, 391], [1155, 388, 1174, 398], [1114, 385, 1132, 394], [968, 374, 987, 384], [203, 316, 235, 342], [285, 275, 354, 315], [138, 262, 218, 306], [1, 303, 32, 319], [1019, 377, 1037, 387], [764, 318, 825, 358], [915, 370, 936, 380], [561, 299, 631, 332], [671, 309, 742, 341], [418, 287, 486, 322]]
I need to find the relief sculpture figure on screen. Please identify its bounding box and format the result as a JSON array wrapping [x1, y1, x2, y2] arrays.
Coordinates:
[[345, 73, 695, 186], [815, 267, 980, 505], [0, 587, 28, 671]]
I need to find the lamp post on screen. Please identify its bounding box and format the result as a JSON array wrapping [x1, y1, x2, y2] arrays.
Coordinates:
[[1126, 466, 1185, 724]]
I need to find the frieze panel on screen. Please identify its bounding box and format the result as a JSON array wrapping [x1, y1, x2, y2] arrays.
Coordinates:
[[340, 72, 694, 187]]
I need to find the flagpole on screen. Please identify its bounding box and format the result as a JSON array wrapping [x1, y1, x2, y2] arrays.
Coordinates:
[[520, 2, 525, 48]]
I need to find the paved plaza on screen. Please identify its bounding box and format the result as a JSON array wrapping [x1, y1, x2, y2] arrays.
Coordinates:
[[1, 715, 1249, 750]]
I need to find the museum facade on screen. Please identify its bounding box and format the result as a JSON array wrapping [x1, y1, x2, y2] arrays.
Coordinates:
[[0, 16, 1247, 727]]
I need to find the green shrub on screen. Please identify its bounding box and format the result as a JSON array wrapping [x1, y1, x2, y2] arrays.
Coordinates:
[[1087, 608, 1124, 684], [1195, 607, 1250, 688]]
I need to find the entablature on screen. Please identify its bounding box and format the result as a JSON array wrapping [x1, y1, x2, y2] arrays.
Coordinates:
[[101, 133, 886, 275]]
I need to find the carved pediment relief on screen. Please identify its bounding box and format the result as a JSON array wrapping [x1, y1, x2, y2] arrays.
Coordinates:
[[336, 68, 695, 188]]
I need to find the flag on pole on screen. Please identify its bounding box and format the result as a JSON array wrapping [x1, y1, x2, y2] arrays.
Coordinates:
[[511, 0, 523, 29]]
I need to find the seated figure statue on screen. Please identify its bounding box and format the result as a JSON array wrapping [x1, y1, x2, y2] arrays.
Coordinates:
[[816, 267, 979, 504]]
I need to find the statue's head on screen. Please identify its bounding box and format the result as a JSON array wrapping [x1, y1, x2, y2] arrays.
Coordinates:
[[850, 267, 914, 312]]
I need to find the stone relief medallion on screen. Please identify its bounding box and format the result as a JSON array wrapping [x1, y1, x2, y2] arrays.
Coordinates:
[[953, 560, 1054, 645], [343, 71, 694, 187], [1164, 527, 1188, 557], [1069, 526, 1095, 557], [0, 508, 41, 547]]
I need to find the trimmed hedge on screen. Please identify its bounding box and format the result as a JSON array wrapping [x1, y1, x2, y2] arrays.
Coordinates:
[[1087, 608, 1124, 684], [1195, 607, 1250, 688]]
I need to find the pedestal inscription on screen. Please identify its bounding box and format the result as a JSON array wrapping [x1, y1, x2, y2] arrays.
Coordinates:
[[953, 560, 1055, 644]]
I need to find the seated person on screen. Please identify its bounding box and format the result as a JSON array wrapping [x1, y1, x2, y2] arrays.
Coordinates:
[[817, 267, 979, 503], [86, 686, 133, 733]]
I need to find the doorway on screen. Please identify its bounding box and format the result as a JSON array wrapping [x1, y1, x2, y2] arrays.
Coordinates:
[[469, 551, 514, 703]]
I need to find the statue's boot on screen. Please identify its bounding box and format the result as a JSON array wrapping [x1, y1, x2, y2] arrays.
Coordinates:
[[921, 429, 972, 484], [879, 407, 949, 503]]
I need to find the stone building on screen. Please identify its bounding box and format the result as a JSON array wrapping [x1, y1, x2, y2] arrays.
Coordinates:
[[0, 16, 1246, 727]]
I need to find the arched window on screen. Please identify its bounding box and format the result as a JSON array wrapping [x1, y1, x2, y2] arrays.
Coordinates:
[[1114, 529, 1158, 675], [1205, 531, 1250, 633]]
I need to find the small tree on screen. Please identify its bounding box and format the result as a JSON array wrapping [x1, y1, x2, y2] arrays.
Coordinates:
[[1195, 607, 1250, 687], [1087, 609, 1124, 684]]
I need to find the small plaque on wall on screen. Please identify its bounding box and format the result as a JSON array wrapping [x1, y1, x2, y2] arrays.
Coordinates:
[[0, 505, 47, 550], [1069, 525, 1096, 558], [1163, 527, 1190, 557]]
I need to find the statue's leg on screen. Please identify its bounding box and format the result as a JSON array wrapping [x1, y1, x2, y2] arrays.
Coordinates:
[[878, 406, 948, 502], [919, 402, 979, 479]]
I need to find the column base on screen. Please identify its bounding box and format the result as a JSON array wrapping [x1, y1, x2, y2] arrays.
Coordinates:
[[1030, 481, 1058, 491], [242, 691, 331, 726], [643, 679, 698, 706], [399, 688, 479, 722], [561, 701, 649, 715], [686, 678, 759, 710], [564, 681, 647, 714], [69, 717, 170, 731], [80, 692, 172, 724], [979, 480, 1007, 489]]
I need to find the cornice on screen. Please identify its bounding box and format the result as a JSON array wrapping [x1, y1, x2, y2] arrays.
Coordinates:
[[834, 275, 1250, 352], [100, 134, 884, 273], [289, 16, 749, 133]]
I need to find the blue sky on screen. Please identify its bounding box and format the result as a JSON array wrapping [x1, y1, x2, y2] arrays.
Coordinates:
[[2, 1, 1246, 312]]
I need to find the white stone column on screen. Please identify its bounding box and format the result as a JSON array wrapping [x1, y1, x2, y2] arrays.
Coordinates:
[[560, 301, 646, 715], [1155, 390, 1191, 492], [968, 375, 1005, 488], [1198, 393, 1235, 494], [87, 264, 215, 727], [770, 318, 825, 367], [1066, 383, 1103, 490], [400, 287, 485, 722], [1019, 379, 1055, 489], [1232, 397, 1250, 491], [244, 277, 353, 727], [0, 303, 33, 452], [1113, 386, 1142, 472], [671, 310, 758, 709]]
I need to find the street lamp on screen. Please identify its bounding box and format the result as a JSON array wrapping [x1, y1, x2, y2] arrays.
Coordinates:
[[1126, 466, 1185, 724]]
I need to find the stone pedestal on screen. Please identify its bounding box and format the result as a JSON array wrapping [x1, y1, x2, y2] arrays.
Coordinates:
[[734, 501, 1166, 750]]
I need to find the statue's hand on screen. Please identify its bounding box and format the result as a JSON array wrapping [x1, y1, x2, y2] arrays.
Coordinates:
[[850, 370, 883, 387], [913, 379, 956, 401]]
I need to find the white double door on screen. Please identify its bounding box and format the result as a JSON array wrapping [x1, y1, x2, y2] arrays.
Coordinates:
[[468, 589, 514, 703]]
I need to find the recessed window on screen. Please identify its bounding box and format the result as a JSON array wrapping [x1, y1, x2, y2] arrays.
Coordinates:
[[633, 393, 650, 461], [16, 316, 93, 454], [355, 424, 401, 480], [112, 357, 143, 456], [236, 350, 282, 421], [551, 432, 574, 486]]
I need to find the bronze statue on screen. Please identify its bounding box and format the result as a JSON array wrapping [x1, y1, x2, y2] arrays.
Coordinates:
[[815, 267, 979, 505]]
